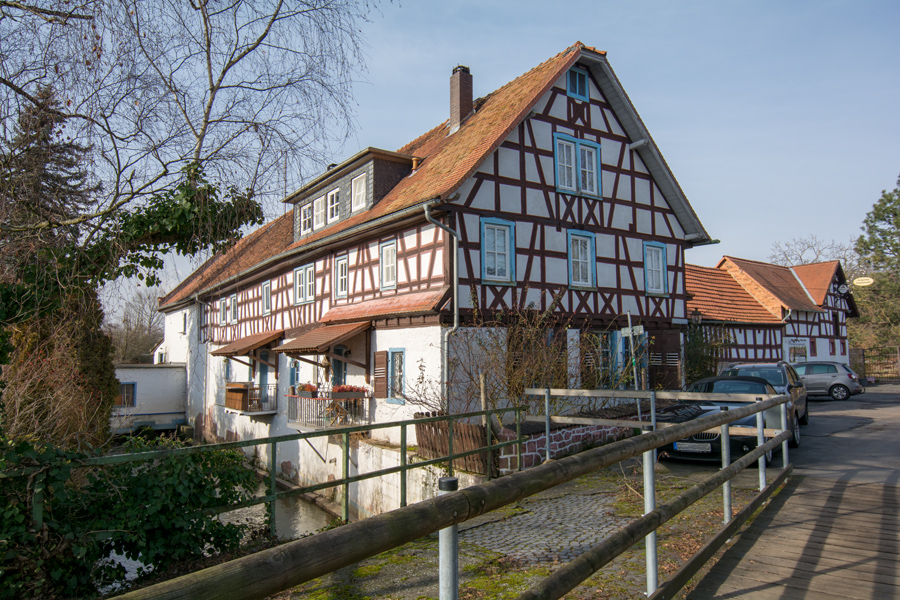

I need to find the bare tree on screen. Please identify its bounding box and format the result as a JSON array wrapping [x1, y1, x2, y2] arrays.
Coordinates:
[[103, 286, 164, 363], [1, 0, 371, 234], [768, 234, 866, 280]]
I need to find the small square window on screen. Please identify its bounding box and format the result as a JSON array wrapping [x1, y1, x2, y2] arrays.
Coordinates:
[[327, 189, 340, 223], [351, 173, 367, 211], [300, 204, 313, 235], [313, 195, 325, 229], [643, 243, 667, 295], [481, 218, 516, 284], [335, 255, 348, 298], [567, 67, 589, 101], [116, 383, 136, 407], [380, 241, 396, 289], [262, 281, 271, 315]]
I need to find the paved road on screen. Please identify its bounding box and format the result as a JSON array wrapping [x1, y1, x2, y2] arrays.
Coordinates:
[[791, 382, 900, 484]]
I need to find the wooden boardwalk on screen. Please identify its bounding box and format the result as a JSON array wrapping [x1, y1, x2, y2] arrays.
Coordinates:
[[687, 475, 900, 599]]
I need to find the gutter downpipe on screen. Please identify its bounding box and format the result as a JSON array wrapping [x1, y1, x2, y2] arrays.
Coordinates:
[[424, 201, 459, 412]]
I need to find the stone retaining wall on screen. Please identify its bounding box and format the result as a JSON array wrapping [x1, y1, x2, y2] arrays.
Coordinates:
[[496, 423, 632, 474]]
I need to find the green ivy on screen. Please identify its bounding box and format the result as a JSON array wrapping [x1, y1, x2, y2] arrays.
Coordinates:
[[0, 434, 258, 599]]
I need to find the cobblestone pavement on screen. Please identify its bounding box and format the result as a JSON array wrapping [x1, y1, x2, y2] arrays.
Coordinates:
[[458, 486, 631, 566]]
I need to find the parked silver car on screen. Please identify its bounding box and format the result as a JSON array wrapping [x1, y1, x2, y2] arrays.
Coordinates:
[[793, 361, 864, 401], [719, 361, 809, 425]]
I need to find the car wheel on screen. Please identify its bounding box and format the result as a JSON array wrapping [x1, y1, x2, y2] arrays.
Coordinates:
[[830, 384, 850, 401], [788, 415, 800, 449]]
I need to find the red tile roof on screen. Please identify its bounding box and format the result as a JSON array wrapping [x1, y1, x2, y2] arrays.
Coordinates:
[[321, 287, 449, 323], [718, 256, 822, 313], [792, 261, 838, 305], [210, 329, 285, 357], [685, 264, 781, 323]]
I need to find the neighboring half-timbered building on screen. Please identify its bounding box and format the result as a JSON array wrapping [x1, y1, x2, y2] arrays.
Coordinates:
[[685, 258, 858, 367], [155, 43, 714, 513]]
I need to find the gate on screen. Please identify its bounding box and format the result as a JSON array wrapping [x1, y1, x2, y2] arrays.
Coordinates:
[[850, 346, 900, 382]]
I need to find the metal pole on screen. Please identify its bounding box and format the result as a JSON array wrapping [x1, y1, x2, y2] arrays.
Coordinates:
[[516, 406, 523, 472], [481, 373, 490, 480], [447, 420, 454, 477], [720, 420, 732, 523], [342, 431, 350, 523], [269, 441, 277, 537], [438, 477, 459, 600], [781, 401, 790, 468], [643, 391, 658, 595], [400, 424, 407, 508], [627, 311, 641, 421], [544, 388, 551, 462], [756, 398, 766, 491]]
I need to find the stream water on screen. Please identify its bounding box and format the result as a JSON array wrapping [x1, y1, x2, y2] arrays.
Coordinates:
[[222, 483, 335, 539]]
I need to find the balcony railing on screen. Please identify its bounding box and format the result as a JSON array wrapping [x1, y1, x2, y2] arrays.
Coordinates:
[[222, 382, 278, 413], [286, 392, 371, 429]]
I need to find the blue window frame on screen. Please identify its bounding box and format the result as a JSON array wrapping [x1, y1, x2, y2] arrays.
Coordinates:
[[567, 67, 589, 101], [224, 359, 231, 382], [386, 348, 405, 405], [480, 217, 516, 284], [567, 231, 596, 288], [643, 242, 668, 295], [116, 382, 136, 407], [553, 133, 600, 197]]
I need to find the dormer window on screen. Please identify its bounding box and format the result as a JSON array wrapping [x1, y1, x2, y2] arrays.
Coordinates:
[[567, 67, 589, 101], [300, 204, 313, 235], [313, 195, 325, 229], [351, 173, 367, 211], [327, 189, 340, 224]]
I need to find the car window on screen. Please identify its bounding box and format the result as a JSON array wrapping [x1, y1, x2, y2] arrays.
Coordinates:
[[794, 364, 807, 375], [726, 367, 785, 386], [810, 364, 831, 375], [711, 381, 768, 394], [825, 364, 837, 373], [840, 364, 856, 374]]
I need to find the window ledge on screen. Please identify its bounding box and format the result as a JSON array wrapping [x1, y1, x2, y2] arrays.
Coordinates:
[[645, 292, 670, 298], [569, 285, 597, 292], [482, 279, 517, 287]]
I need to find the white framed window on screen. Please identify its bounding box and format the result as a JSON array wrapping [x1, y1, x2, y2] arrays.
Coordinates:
[[380, 240, 396, 289], [229, 293, 238, 323], [335, 255, 348, 298], [481, 218, 515, 284], [327, 188, 340, 223], [567, 67, 589, 101], [643, 242, 667, 295], [568, 231, 595, 288], [351, 173, 367, 211], [261, 281, 271, 315], [219, 299, 226, 325], [300, 204, 313, 235], [553, 133, 600, 197], [313, 195, 325, 229], [294, 265, 315, 303]]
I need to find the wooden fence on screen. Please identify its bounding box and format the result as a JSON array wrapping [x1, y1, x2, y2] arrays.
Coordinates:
[[414, 411, 489, 475]]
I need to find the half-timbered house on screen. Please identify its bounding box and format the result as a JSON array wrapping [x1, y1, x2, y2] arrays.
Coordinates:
[[685, 257, 858, 367], [156, 42, 714, 513]]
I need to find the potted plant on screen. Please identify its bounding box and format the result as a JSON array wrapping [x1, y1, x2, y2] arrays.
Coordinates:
[[330, 384, 371, 399], [300, 382, 318, 397]]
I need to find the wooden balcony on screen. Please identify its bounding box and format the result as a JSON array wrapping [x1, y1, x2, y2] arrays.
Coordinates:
[[222, 382, 278, 414]]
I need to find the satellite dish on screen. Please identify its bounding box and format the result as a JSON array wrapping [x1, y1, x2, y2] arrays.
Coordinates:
[[853, 277, 874, 287]]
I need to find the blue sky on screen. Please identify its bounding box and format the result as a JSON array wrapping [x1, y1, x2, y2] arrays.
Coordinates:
[[328, 0, 900, 268]]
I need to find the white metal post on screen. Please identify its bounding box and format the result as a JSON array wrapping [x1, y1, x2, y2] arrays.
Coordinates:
[[720, 420, 732, 523], [544, 388, 551, 462], [438, 477, 459, 600], [756, 398, 766, 491], [643, 390, 658, 595], [780, 401, 790, 468]]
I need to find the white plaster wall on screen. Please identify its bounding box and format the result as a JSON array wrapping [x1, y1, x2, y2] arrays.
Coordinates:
[[159, 308, 191, 364], [111, 364, 186, 432]]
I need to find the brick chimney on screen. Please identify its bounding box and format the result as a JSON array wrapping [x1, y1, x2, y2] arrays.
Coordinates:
[[450, 65, 473, 134]]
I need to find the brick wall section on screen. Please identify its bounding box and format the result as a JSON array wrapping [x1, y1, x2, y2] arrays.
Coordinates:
[[495, 424, 632, 475]]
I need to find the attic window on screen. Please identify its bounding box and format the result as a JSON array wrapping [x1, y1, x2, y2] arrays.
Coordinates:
[[567, 67, 589, 101]]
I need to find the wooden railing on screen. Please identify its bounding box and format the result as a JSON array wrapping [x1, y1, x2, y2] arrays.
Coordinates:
[[222, 383, 278, 413]]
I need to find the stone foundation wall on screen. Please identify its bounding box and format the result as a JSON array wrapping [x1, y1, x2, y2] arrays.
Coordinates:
[[497, 423, 632, 474]]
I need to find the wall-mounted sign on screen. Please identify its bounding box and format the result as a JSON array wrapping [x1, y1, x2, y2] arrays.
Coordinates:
[[853, 277, 874, 287], [838, 284, 849, 294]]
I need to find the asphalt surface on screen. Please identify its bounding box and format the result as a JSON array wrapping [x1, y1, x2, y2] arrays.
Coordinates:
[[789, 382, 900, 484]]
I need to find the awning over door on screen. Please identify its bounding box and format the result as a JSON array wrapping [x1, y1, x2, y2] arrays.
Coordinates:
[[275, 321, 371, 355], [211, 330, 285, 357]]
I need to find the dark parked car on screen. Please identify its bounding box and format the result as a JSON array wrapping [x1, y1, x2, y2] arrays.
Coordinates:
[[658, 375, 798, 464], [720, 361, 808, 425], [793, 361, 864, 400]]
